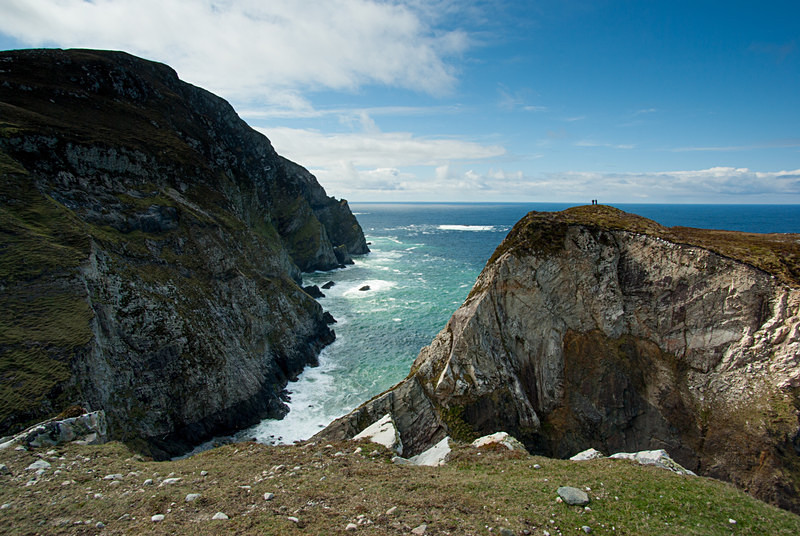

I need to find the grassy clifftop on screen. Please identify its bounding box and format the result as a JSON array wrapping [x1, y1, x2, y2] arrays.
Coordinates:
[[494, 205, 800, 287], [1, 440, 799, 535]]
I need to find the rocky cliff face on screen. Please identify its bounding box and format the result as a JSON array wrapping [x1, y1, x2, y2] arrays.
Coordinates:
[[0, 49, 367, 457], [321, 205, 800, 511]]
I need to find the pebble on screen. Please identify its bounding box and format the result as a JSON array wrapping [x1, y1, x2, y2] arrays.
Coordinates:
[[151, 514, 165, 522], [386, 506, 398, 515], [346, 522, 358, 531], [143, 479, 154, 486], [200, 470, 209, 476], [729, 519, 737, 525], [533, 464, 541, 470], [185, 493, 201, 502], [0, 463, 10, 475], [264, 492, 274, 501], [0, 504, 10, 510], [212, 512, 229, 520], [288, 516, 300, 523], [582, 526, 592, 534], [411, 523, 427, 535], [96, 522, 106, 529]]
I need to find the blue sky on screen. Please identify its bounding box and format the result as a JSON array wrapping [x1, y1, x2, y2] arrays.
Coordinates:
[[1, 1, 798, 203]]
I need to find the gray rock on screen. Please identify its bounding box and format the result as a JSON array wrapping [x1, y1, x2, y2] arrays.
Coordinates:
[[263, 492, 274, 501], [25, 460, 51, 471], [212, 512, 229, 520], [411, 524, 427, 535], [142, 479, 154, 486], [0, 463, 10, 475], [151, 514, 165, 522], [557, 486, 590, 506], [570, 448, 604, 461], [345, 523, 358, 531], [185, 493, 201, 502]]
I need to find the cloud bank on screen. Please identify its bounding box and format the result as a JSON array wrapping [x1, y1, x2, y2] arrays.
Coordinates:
[[0, 0, 468, 108]]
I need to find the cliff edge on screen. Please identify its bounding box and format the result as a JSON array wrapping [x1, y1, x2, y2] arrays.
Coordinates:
[[320, 205, 800, 511], [0, 48, 367, 457]]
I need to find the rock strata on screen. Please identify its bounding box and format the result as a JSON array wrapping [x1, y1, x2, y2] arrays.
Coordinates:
[[0, 49, 367, 457], [320, 205, 800, 511]]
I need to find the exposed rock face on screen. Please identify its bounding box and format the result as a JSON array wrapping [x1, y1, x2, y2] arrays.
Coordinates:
[[0, 49, 367, 457], [321, 206, 800, 511]]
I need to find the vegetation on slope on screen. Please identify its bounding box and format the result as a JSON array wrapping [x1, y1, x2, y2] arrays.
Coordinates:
[[1, 440, 799, 535]]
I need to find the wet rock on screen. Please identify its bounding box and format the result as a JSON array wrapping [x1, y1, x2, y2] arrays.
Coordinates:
[[358, 285, 371, 291], [322, 281, 336, 290], [303, 285, 325, 299]]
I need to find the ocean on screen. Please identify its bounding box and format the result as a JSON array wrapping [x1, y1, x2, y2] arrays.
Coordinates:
[[237, 203, 800, 445]]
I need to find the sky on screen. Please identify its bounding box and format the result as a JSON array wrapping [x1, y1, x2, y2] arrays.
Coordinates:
[[1, 0, 799, 203]]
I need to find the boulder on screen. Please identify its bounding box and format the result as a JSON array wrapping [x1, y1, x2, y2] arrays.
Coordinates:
[[472, 432, 527, 452], [609, 449, 696, 476], [353, 414, 403, 455], [570, 448, 605, 461]]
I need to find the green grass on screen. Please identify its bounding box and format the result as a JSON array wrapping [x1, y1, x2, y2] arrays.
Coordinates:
[[0, 440, 798, 535]]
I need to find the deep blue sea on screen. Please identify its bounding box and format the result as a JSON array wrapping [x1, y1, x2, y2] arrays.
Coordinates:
[[239, 203, 800, 445]]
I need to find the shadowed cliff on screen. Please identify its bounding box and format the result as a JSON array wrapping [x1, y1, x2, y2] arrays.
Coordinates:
[[320, 205, 800, 512], [0, 48, 367, 457]]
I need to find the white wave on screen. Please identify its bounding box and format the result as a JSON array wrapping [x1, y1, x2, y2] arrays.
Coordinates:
[[438, 224, 496, 231], [342, 279, 398, 296]]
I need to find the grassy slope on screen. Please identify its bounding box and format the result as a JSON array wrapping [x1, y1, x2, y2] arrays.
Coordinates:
[[1, 440, 798, 535]]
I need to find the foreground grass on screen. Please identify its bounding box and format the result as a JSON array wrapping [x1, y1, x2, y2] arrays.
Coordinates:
[[1, 441, 799, 535]]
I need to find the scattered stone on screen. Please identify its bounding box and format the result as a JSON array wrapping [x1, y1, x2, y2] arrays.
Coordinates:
[[353, 447, 363, 455], [161, 477, 182, 485], [185, 493, 201, 502], [386, 506, 398, 515], [391, 456, 413, 466], [143, 479, 154, 486], [353, 414, 403, 454], [200, 470, 209, 476], [212, 512, 229, 520], [103, 473, 124, 480], [346, 523, 358, 531], [264, 492, 274, 501], [26, 460, 51, 471], [729, 519, 737, 525], [471, 432, 527, 452], [411, 523, 427, 535], [533, 464, 542, 470], [151, 514, 165, 522], [0, 504, 11, 510], [557, 486, 590, 506], [582, 526, 592, 534], [499, 528, 515, 536], [118, 514, 130, 521], [288, 516, 300, 523], [0, 463, 10, 475], [570, 448, 605, 461], [96, 522, 106, 529]]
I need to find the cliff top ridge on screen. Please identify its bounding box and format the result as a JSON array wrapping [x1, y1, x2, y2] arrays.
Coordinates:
[[493, 204, 800, 287]]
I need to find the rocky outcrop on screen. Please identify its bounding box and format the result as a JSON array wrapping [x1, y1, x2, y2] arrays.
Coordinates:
[[320, 205, 800, 511], [0, 49, 367, 457]]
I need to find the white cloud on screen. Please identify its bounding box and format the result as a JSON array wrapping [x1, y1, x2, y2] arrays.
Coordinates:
[[0, 0, 469, 105], [259, 126, 506, 169], [322, 165, 800, 203]]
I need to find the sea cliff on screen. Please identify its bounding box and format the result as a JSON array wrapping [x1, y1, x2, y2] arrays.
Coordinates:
[[321, 205, 800, 511], [0, 48, 367, 457]]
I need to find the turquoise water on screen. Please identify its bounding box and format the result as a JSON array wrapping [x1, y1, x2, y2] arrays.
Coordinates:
[[240, 203, 800, 445]]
